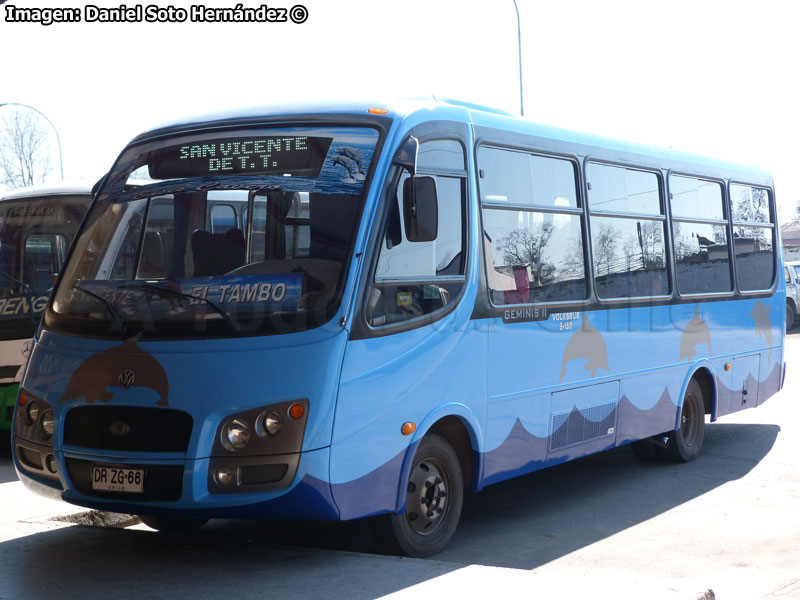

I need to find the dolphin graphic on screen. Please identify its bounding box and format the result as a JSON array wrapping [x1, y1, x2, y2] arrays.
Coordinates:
[[678, 306, 712, 361], [332, 154, 365, 182], [59, 335, 169, 406], [559, 315, 609, 383], [335, 146, 363, 171], [751, 300, 772, 360]]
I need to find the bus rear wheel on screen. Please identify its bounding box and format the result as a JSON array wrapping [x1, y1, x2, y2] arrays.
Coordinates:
[[370, 434, 463, 558], [139, 515, 208, 533], [660, 379, 705, 463]]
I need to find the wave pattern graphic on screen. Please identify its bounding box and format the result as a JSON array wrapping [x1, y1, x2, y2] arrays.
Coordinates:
[[320, 362, 782, 519], [616, 387, 678, 445], [716, 361, 781, 417]]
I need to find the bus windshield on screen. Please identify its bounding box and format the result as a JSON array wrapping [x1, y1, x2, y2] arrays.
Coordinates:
[[0, 195, 89, 331], [47, 126, 380, 339]]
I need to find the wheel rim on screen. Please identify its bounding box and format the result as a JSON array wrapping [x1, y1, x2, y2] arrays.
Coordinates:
[[680, 393, 701, 448], [405, 457, 450, 536]]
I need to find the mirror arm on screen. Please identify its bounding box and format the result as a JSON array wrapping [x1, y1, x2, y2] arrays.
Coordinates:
[[393, 135, 420, 175]]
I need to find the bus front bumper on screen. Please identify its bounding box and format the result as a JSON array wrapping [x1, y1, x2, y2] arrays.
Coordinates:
[[12, 440, 340, 521]]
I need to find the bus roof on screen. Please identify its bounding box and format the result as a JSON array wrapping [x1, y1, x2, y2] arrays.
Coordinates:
[[136, 97, 771, 184], [0, 181, 94, 201]]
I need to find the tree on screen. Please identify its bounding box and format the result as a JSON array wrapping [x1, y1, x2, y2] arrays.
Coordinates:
[[500, 222, 556, 285], [734, 185, 768, 223], [0, 106, 53, 191], [639, 220, 664, 267], [594, 223, 618, 276]]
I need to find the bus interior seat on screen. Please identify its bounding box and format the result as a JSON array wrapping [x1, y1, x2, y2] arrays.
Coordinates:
[[191, 228, 246, 277], [139, 231, 165, 278]]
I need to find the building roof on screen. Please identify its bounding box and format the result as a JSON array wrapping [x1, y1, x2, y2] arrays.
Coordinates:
[[781, 221, 800, 246]]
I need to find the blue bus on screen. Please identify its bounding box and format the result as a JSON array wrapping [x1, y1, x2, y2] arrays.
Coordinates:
[[12, 100, 784, 556]]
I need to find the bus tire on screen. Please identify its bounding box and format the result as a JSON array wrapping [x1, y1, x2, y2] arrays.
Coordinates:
[[370, 434, 463, 558], [661, 379, 705, 463], [139, 515, 208, 533]]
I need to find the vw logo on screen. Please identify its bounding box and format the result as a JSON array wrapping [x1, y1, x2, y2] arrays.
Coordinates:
[[109, 421, 131, 437], [118, 369, 136, 388]]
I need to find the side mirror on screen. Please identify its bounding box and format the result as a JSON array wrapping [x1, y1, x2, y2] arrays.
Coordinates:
[[403, 176, 438, 243]]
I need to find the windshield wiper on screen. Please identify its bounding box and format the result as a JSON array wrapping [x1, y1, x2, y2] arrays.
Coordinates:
[[72, 283, 127, 335], [118, 282, 241, 334]]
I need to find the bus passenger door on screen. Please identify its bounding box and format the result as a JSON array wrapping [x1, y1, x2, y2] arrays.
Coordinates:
[[331, 137, 484, 519]]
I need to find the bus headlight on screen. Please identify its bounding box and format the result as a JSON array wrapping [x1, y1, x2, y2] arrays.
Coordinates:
[[221, 418, 250, 451], [40, 410, 55, 438], [264, 412, 283, 436], [15, 391, 56, 446], [26, 402, 40, 425], [212, 399, 308, 458], [256, 410, 283, 437]]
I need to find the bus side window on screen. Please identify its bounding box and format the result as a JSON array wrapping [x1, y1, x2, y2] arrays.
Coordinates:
[[587, 163, 668, 299], [210, 204, 237, 234], [730, 184, 775, 291], [368, 158, 466, 327], [479, 147, 588, 305], [670, 175, 732, 295]]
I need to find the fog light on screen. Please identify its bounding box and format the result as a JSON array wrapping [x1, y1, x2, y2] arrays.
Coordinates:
[[214, 467, 233, 486], [40, 410, 55, 437], [45, 454, 58, 474], [264, 411, 283, 436], [27, 402, 40, 425], [222, 418, 250, 451]]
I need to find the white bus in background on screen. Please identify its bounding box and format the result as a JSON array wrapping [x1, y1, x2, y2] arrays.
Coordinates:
[[0, 183, 93, 433]]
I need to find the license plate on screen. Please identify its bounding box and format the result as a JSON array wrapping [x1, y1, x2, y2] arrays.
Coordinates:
[[91, 464, 144, 494]]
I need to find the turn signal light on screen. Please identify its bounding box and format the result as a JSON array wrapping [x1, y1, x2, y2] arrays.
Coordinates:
[[401, 422, 416, 436], [724, 363, 732, 371], [288, 404, 305, 420], [19, 392, 27, 406], [368, 108, 388, 115]]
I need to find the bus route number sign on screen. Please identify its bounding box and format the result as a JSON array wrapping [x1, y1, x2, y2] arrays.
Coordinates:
[[148, 135, 333, 179]]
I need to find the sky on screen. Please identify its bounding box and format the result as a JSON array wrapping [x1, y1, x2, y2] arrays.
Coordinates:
[[2, 0, 799, 219]]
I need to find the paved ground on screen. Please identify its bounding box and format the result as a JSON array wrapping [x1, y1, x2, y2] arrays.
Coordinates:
[[1, 335, 799, 599]]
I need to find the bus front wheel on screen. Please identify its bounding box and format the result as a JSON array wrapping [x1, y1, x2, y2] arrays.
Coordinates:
[[139, 515, 208, 533], [370, 434, 463, 558], [661, 379, 705, 463]]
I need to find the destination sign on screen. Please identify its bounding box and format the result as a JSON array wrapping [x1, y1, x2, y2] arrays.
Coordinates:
[[148, 136, 333, 179], [6, 205, 57, 218]]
